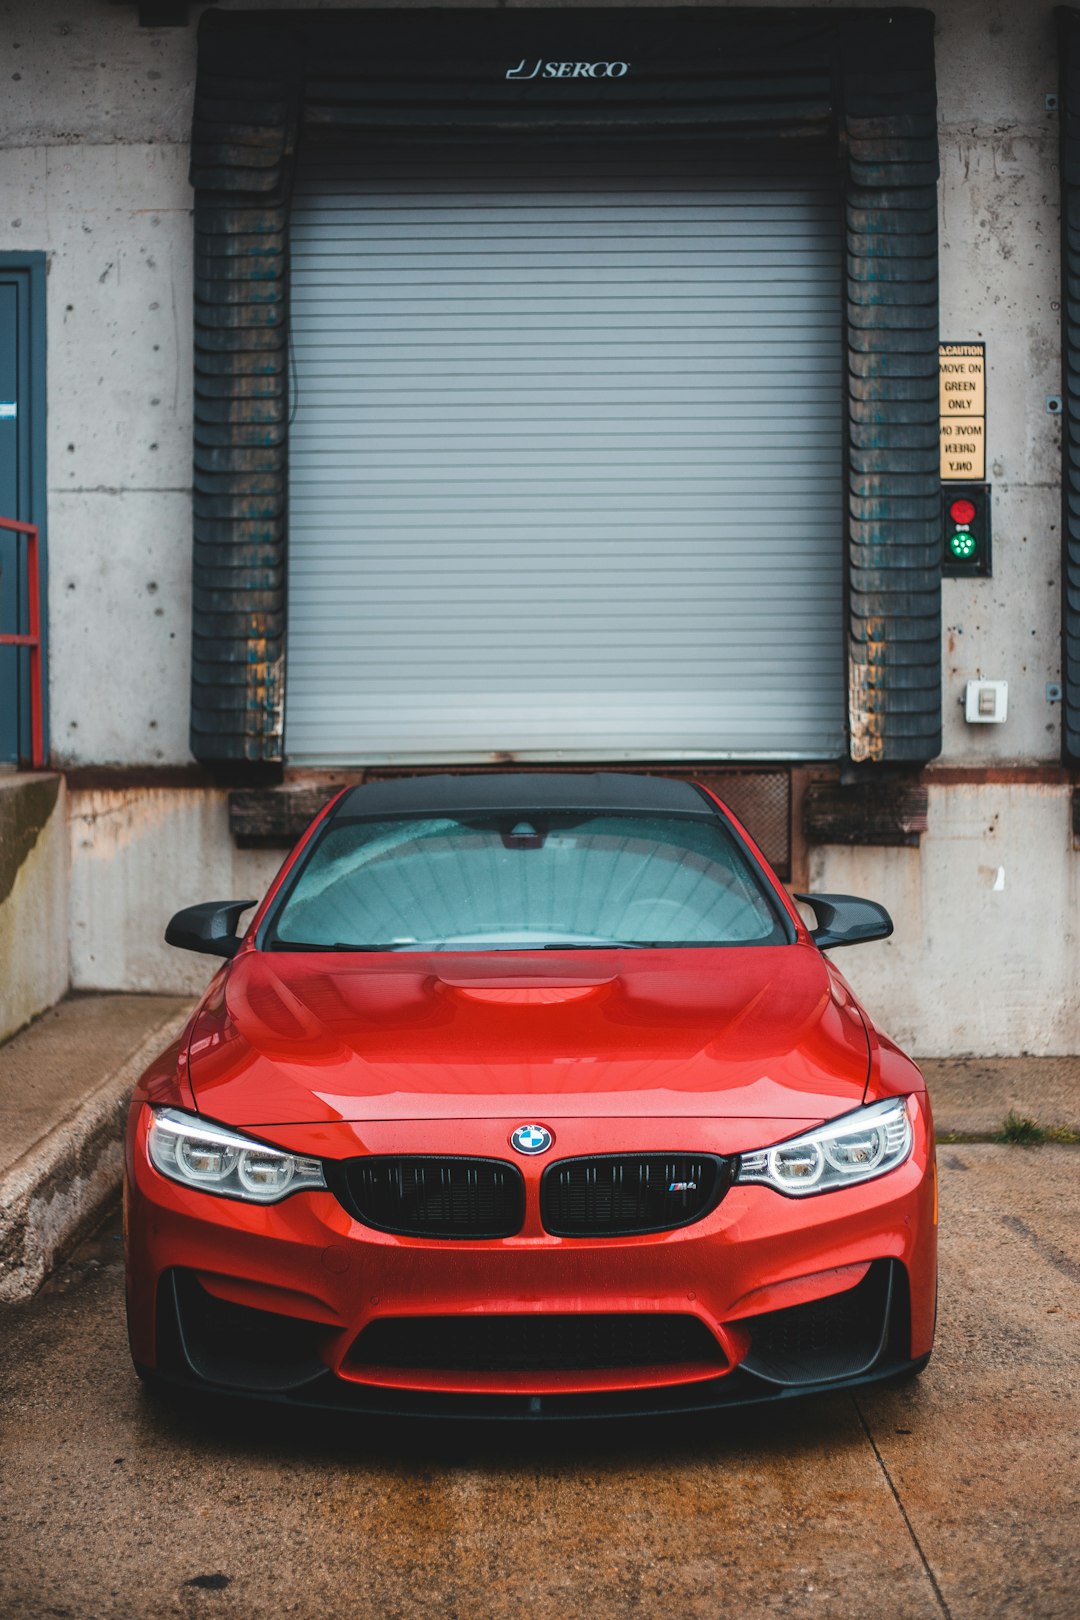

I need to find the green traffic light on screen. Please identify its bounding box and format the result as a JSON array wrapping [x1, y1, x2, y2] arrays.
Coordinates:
[[950, 529, 977, 559]]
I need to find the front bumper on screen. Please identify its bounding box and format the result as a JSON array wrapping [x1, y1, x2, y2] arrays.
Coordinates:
[[125, 1103, 937, 1418]]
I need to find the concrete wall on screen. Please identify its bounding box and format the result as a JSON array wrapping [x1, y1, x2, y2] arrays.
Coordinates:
[[811, 783, 1078, 1056], [935, 2, 1063, 761], [67, 788, 281, 997], [0, 774, 69, 1042], [0, 0, 1076, 1054], [1, 0, 1062, 772], [0, 3, 199, 768], [63, 777, 1080, 1057]]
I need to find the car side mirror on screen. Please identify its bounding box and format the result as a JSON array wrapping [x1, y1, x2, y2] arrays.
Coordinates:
[[795, 892, 893, 951], [164, 900, 257, 959]]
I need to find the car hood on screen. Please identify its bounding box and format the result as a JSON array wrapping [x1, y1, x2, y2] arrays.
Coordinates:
[[185, 945, 870, 1131]]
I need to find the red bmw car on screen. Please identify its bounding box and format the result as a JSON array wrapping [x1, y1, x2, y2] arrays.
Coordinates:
[[125, 773, 936, 1419]]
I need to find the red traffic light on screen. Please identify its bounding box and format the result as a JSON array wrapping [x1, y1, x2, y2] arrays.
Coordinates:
[[949, 497, 977, 525]]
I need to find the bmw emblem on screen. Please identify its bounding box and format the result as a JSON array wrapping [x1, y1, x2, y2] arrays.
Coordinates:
[[510, 1124, 553, 1156]]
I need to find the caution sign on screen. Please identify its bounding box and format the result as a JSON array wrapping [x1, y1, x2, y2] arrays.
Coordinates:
[[940, 343, 986, 479]]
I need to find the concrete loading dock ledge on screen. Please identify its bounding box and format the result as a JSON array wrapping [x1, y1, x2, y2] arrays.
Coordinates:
[[0, 994, 191, 1302]]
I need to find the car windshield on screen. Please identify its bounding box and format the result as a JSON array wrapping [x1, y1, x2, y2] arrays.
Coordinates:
[[265, 810, 789, 951]]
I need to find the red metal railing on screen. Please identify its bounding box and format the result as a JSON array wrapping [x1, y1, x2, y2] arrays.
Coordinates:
[[0, 516, 44, 768]]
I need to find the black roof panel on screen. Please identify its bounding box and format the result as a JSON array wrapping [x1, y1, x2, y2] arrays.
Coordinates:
[[334, 772, 712, 820]]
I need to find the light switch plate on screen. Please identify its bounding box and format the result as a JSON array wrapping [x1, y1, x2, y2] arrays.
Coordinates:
[[964, 679, 1009, 723]]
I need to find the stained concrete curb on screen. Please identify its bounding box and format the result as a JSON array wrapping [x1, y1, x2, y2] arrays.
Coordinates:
[[0, 1005, 191, 1303]]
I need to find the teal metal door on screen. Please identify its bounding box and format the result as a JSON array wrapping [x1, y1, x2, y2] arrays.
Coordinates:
[[0, 258, 46, 765]]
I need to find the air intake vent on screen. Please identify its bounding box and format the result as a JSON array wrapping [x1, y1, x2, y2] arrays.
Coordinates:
[[742, 1261, 895, 1386], [540, 1154, 732, 1237], [350, 1313, 725, 1373], [332, 1156, 525, 1239]]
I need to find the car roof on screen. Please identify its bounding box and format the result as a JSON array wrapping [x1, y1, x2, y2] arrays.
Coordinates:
[[333, 772, 713, 819]]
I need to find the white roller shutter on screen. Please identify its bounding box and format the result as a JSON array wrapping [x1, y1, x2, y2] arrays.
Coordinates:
[[286, 140, 845, 764]]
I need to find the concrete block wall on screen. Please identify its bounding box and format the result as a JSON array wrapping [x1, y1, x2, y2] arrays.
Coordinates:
[[67, 788, 282, 997], [811, 783, 1079, 1056], [0, 774, 69, 1043], [935, 1, 1063, 759], [0, 5, 198, 769]]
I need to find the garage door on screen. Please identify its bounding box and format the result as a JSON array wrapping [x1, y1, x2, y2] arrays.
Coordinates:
[[286, 139, 845, 764]]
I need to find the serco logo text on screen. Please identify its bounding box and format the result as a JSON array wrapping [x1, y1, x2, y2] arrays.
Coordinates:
[[506, 59, 631, 81]]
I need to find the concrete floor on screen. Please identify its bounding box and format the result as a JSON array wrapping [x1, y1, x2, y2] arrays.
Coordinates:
[[0, 1147, 1077, 1620], [920, 1056, 1080, 1138], [0, 993, 192, 1177]]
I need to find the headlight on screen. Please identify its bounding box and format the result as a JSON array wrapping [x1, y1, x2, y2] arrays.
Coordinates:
[[147, 1108, 326, 1204], [737, 1097, 913, 1197]]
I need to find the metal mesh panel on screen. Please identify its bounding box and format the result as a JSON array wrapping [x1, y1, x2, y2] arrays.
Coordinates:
[[349, 1313, 725, 1373], [691, 770, 791, 875]]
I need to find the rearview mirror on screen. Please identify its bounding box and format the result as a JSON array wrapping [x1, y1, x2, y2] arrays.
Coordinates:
[[164, 900, 257, 959], [794, 892, 893, 951]]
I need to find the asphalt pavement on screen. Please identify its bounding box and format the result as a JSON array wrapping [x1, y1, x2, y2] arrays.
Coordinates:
[[1, 1145, 1078, 1620]]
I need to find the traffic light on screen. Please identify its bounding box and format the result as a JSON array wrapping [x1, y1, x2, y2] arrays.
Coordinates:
[[942, 482, 991, 577]]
